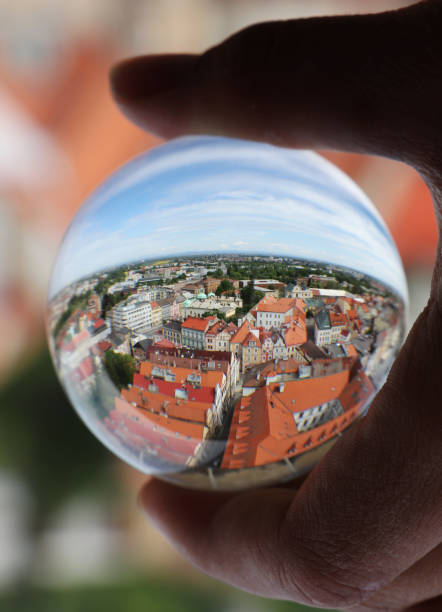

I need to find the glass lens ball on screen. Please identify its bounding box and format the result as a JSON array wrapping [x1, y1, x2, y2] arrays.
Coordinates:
[[47, 136, 407, 490]]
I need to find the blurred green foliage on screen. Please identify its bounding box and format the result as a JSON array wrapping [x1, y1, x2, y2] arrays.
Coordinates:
[[0, 576, 338, 612], [103, 349, 136, 390], [0, 346, 117, 531]]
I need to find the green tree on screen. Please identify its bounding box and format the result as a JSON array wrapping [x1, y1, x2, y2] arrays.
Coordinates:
[[102, 291, 126, 315], [240, 280, 255, 310], [215, 279, 234, 296], [104, 350, 136, 390]]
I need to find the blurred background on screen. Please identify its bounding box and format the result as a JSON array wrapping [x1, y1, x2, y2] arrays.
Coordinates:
[[0, 0, 435, 610]]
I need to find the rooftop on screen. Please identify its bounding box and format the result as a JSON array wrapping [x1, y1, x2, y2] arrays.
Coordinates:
[[181, 316, 211, 332]]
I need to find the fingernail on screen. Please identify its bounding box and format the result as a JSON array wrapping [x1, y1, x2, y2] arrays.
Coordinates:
[[110, 54, 198, 104]]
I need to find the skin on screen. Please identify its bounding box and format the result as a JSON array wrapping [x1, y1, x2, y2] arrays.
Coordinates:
[[109, 1, 442, 610]]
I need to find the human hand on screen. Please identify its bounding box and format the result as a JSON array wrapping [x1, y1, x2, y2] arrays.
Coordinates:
[[110, 1, 442, 610]]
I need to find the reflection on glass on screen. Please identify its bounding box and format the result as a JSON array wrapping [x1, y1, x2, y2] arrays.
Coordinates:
[[47, 136, 407, 490]]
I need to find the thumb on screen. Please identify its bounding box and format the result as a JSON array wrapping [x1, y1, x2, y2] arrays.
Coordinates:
[[110, 1, 440, 167]]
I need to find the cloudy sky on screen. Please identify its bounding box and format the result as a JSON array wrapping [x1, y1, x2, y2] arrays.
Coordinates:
[[49, 135, 408, 301]]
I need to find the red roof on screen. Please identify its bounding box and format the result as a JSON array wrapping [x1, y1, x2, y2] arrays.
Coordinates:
[[222, 366, 370, 470], [243, 332, 261, 348], [230, 320, 251, 344], [182, 316, 210, 331], [330, 312, 347, 327], [133, 373, 215, 404], [154, 339, 176, 349], [121, 386, 209, 425], [109, 397, 204, 465], [257, 298, 295, 313], [93, 318, 106, 328], [97, 340, 112, 352], [206, 321, 227, 336]]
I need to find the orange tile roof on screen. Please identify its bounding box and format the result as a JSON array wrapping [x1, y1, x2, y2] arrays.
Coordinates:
[[284, 320, 307, 345], [242, 332, 261, 348], [330, 312, 348, 327], [182, 316, 210, 331], [111, 397, 204, 462], [221, 366, 367, 470], [206, 321, 226, 336], [256, 298, 295, 313], [230, 320, 251, 344], [269, 370, 350, 414], [221, 390, 270, 469], [224, 322, 238, 333], [140, 360, 224, 389], [121, 386, 209, 424], [154, 339, 176, 348]]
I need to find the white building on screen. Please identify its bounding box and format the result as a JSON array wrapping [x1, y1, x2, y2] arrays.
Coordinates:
[[255, 298, 296, 330], [287, 285, 313, 299], [111, 297, 152, 332]]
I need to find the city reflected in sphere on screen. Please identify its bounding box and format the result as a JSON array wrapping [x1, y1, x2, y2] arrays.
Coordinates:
[[47, 136, 407, 490]]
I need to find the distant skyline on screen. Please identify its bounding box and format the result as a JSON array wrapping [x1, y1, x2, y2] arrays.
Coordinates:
[[49, 136, 408, 301]]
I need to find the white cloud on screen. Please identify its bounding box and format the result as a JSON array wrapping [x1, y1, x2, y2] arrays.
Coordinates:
[[50, 137, 407, 301]]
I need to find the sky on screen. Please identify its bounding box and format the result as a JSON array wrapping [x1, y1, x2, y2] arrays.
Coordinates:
[[49, 135, 408, 302]]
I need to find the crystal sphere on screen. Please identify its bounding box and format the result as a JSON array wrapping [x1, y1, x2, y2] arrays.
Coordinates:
[[47, 136, 407, 490]]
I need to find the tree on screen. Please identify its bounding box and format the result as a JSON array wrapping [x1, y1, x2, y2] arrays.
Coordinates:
[[215, 279, 234, 296], [240, 280, 255, 310], [104, 350, 136, 390], [240, 280, 265, 311]]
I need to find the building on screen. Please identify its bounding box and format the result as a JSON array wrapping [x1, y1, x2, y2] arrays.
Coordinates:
[[203, 276, 222, 294], [140, 359, 229, 428], [221, 365, 374, 471], [241, 330, 262, 369], [287, 284, 313, 299], [162, 320, 182, 345], [110, 297, 152, 332], [182, 296, 237, 319], [87, 293, 102, 317], [108, 396, 205, 467], [181, 316, 214, 350], [214, 322, 238, 352], [137, 286, 171, 301], [314, 309, 332, 346], [255, 297, 304, 330], [156, 296, 180, 321], [205, 320, 226, 351], [151, 301, 163, 328], [283, 318, 308, 352], [230, 320, 252, 359], [329, 311, 348, 342]]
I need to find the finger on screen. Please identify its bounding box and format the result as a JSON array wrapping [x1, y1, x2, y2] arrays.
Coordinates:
[[405, 596, 442, 611], [110, 1, 440, 166], [139, 305, 442, 610], [346, 543, 442, 611]]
